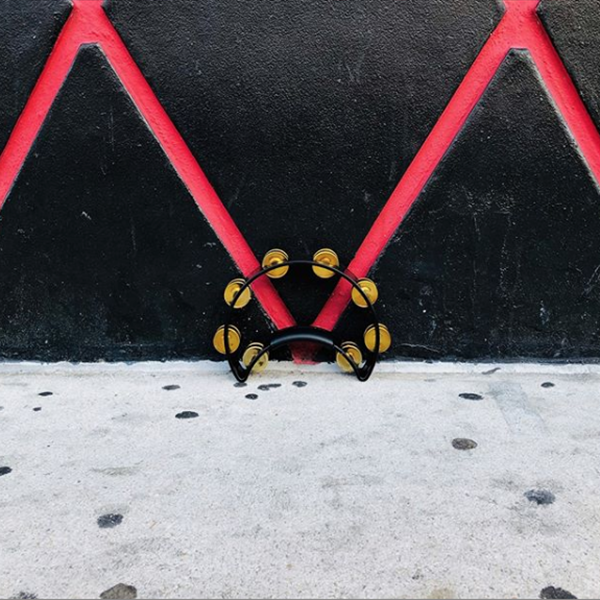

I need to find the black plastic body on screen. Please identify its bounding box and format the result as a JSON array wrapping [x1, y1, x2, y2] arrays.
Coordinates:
[[223, 260, 380, 382]]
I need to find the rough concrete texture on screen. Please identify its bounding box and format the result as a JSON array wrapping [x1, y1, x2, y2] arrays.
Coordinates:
[[0, 361, 599, 599]]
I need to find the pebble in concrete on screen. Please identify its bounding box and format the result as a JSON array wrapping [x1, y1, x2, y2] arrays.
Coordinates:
[[97, 514, 124, 529], [245, 394, 258, 400], [540, 586, 577, 599], [100, 584, 138, 599], [162, 384, 180, 391], [292, 381, 308, 388], [458, 393, 483, 401], [175, 411, 198, 419], [234, 382, 247, 388], [525, 489, 556, 505], [38, 392, 53, 397], [33, 407, 42, 412], [0, 466, 12, 476], [452, 438, 478, 450], [541, 382, 555, 388], [258, 384, 281, 391]]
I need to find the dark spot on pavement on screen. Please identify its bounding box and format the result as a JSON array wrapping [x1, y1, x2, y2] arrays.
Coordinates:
[[482, 367, 501, 375], [293, 381, 308, 388], [540, 587, 577, 599], [100, 584, 138, 599], [525, 489, 555, 505], [459, 393, 483, 401], [541, 382, 555, 388], [162, 384, 180, 391], [33, 407, 42, 412], [234, 382, 247, 388], [452, 438, 478, 450], [97, 513, 124, 529], [258, 384, 281, 391], [0, 466, 12, 476], [176, 411, 199, 419], [38, 392, 53, 397], [245, 394, 258, 400], [10, 593, 38, 600]]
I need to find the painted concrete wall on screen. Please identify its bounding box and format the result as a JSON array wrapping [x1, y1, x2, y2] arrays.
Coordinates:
[[0, 0, 599, 362]]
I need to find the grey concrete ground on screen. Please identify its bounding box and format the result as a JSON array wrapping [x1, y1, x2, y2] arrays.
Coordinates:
[[1, 361, 599, 600]]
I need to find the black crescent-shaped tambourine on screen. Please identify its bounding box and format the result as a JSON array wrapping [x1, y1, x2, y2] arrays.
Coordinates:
[[213, 249, 392, 382]]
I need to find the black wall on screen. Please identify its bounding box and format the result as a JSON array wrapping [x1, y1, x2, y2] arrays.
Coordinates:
[[0, 0, 599, 362]]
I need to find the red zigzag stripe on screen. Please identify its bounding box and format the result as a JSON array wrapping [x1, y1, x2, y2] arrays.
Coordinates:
[[313, 0, 600, 335], [0, 0, 296, 332]]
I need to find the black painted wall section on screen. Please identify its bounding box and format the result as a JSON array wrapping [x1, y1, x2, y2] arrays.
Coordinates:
[[540, 0, 600, 131], [340, 50, 600, 360], [106, 0, 501, 323], [0, 47, 268, 361], [0, 0, 600, 362], [0, 0, 70, 154]]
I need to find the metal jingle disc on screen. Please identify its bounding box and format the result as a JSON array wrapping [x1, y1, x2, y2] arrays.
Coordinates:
[[262, 249, 289, 279], [351, 278, 379, 308], [224, 278, 252, 308], [336, 341, 363, 373], [213, 324, 241, 355], [364, 323, 392, 353], [242, 342, 269, 373], [312, 248, 339, 279]]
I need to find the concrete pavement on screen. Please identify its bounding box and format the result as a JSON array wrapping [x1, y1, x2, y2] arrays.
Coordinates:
[[0, 361, 599, 599]]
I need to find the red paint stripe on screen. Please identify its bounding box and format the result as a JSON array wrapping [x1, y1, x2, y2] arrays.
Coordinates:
[[313, 0, 600, 336], [0, 0, 295, 331], [312, 6, 516, 331], [90, 3, 295, 329], [0, 6, 81, 208], [526, 10, 600, 185]]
